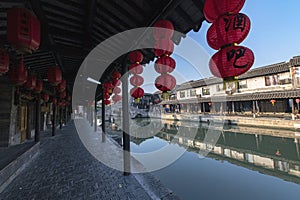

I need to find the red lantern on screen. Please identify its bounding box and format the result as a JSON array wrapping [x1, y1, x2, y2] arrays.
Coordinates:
[[129, 51, 143, 63], [42, 93, 49, 102], [154, 39, 174, 57], [112, 94, 122, 102], [103, 82, 114, 89], [207, 13, 251, 50], [57, 79, 66, 92], [25, 74, 37, 90], [7, 7, 40, 53], [34, 79, 43, 93], [112, 71, 121, 80], [130, 87, 144, 99], [103, 93, 110, 99], [130, 75, 144, 87], [59, 91, 66, 99], [47, 66, 62, 86], [129, 63, 143, 74], [0, 50, 9, 74], [154, 56, 176, 73], [10, 56, 27, 85], [270, 99, 276, 106], [153, 20, 174, 40], [113, 87, 121, 94], [209, 45, 254, 78], [104, 99, 110, 105], [204, 0, 245, 23], [52, 97, 57, 105], [155, 74, 176, 92], [113, 79, 121, 86]]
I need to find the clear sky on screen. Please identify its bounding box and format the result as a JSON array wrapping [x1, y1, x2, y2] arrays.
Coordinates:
[[141, 0, 300, 93]]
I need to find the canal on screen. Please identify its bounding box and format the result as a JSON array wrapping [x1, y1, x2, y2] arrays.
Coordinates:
[[109, 119, 300, 200]]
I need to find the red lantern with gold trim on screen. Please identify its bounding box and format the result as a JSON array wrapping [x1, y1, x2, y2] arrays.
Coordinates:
[[155, 74, 176, 92], [204, 0, 245, 23], [130, 87, 144, 99], [270, 99, 276, 106], [129, 51, 143, 63], [47, 66, 62, 86], [154, 39, 174, 57], [207, 13, 251, 50], [0, 50, 9, 74], [153, 20, 174, 40], [130, 75, 144, 87], [154, 56, 176, 73], [7, 7, 40, 53], [209, 45, 254, 79]]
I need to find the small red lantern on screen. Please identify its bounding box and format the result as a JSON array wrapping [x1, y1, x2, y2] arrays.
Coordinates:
[[129, 51, 143, 63], [154, 39, 174, 57], [103, 93, 110, 99], [270, 99, 276, 106], [7, 7, 40, 53], [209, 45, 254, 79], [155, 74, 176, 92], [207, 13, 251, 50], [130, 75, 144, 87], [103, 82, 114, 89], [0, 50, 9, 74], [47, 66, 62, 86], [112, 79, 121, 86], [154, 56, 176, 73], [130, 87, 144, 99], [57, 79, 66, 92], [42, 93, 49, 102], [112, 94, 122, 102], [204, 0, 245, 23], [10, 55, 27, 85], [153, 20, 174, 40], [104, 99, 110, 105], [25, 74, 37, 90], [52, 97, 57, 105], [113, 87, 121, 94], [34, 79, 43, 93], [112, 71, 121, 80], [129, 63, 143, 74]]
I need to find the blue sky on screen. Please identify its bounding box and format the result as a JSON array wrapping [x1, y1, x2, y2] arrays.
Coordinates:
[[142, 0, 300, 93]]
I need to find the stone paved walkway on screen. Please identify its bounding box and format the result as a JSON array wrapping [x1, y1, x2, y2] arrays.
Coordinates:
[[0, 121, 152, 200]]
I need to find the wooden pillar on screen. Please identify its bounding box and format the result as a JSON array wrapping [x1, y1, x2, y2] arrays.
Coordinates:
[[26, 103, 31, 139], [59, 107, 63, 129], [292, 98, 295, 120], [122, 62, 130, 176], [35, 94, 41, 142], [52, 103, 56, 136], [94, 100, 97, 132]]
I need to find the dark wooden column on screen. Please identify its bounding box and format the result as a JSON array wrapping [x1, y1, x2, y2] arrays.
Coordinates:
[[35, 94, 41, 142], [52, 103, 56, 136], [122, 63, 130, 176], [94, 100, 97, 132], [26, 103, 31, 139]]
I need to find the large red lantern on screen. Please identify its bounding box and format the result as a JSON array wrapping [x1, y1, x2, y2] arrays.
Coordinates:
[[25, 74, 37, 90], [47, 66, 62, 86], [155, 74, 176, 92], [130, 75, 144, 87], [209, 45, 254, 78], [154, 56, 176, 73], [207, 13, 251, 50], [112, 94, 122, 102], [0, 50, 9, 74], [204, 0, 245, 23], [129, 63, 143, 74], [130, 87, 144, 99], [112, 71, 121, 80], [10, 55, 27, 85], [153, 20, 174, 40], [42, 93, 49, 102], [7, 7, 40, 53], [154, 39, 174, 57], [57, 79, 66, 92], [34, 79, 43, 93], [129, 51, 143, 63]]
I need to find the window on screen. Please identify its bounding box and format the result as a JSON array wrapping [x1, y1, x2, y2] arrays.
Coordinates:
[[265, 75, 279, 86], [190, 89, 196, 97], [202, 88, 210, 95], [239, 80, 247, 89], [180, 91, 185, 98], [216, 84, 223, 92]]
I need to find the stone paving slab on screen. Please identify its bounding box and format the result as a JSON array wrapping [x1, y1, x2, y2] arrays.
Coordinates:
[[0, 121, 153, 200]]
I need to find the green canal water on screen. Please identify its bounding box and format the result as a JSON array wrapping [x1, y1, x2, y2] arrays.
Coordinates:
[[126, 119, 300, 200]]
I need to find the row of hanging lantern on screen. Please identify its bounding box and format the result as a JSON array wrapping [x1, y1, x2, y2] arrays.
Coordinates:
[[204, 0, 254, 86], [111, 70, 122, 103], [129, 51, 144, 103], [153, 20, 177, 100]]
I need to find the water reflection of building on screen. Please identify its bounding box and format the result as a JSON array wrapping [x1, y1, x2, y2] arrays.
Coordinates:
[[153, 121, 300, 184], [161, 56, 300, 117]]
